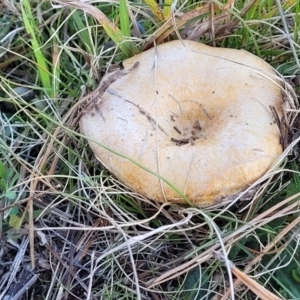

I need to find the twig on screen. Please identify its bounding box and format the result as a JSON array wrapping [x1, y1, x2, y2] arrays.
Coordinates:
[[270, 105, 289, 150], [94, 61, 139, 106]]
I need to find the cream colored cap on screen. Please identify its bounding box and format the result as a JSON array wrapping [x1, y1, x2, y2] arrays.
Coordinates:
[[80, 40, 283, 207]]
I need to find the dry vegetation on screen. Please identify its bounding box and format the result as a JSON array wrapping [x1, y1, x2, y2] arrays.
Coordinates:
[[0, 0, 300, 299]]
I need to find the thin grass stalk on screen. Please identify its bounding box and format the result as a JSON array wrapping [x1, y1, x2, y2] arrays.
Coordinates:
[[230, 266, 282, 300], [71, 10, 94, 52], [21, 0, 52, 97], [275, 0, 300, 70], [54, 0, 139, 58]]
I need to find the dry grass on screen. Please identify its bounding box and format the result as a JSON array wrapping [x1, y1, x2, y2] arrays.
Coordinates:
[[0, 0, 300, 299]]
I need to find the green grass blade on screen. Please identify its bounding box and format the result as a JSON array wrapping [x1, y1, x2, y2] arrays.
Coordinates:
[[20, 0, 52, 97], [163, 0, 172, 18], [71, 10, 94, 52], [55, 0, 139, 58], [119, 0, 131, 37], [143, 0, 164, 21]]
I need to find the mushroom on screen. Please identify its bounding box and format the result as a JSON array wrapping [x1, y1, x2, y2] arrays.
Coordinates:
[[80, 40, 284, 207]]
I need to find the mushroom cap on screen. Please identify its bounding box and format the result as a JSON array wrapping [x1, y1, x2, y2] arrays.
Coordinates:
[[80, 40, 283, 207]]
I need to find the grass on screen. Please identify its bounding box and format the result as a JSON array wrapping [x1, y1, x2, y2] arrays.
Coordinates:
[[0, 0, 300, 299]]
